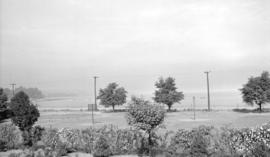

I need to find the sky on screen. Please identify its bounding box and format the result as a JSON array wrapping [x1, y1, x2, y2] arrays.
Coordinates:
[[0, 0, 270, 97]]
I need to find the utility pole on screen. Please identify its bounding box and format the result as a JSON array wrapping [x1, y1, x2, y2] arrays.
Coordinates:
[[91, 103, 94, 126], [10, 83, 16, 96], [204, 71, 211, 111], [193, 96, 196, 120], [93, 76, 98, 111]]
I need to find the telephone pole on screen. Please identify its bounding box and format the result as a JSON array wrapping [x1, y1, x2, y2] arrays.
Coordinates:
[[10, 83, 16, 96], [93, 76, 98, 111], [204, 71, 211, 111]]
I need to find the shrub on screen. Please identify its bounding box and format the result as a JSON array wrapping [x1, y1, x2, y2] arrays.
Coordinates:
[[81, 125, 141, 155], [250, 142, 270, 157], [93, 135, 112, 157], [166, 125, 215, 157], [0, 123, 22, 150], [57, 128, 83, 152], [31, 125, 45, 144], [40, 128, 59, 149], [126, 97, 165, 141], [10, 91, 40, 146], [189, 133, 209, 157], [81, 127, 97, 153]]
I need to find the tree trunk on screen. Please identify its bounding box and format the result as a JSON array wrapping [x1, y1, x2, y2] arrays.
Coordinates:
[[167, 103, 172, 112], [259, 103, 262, 112], [148, 130, 152, 156], [112, 105, 115, 112], [148, 131, 152, 146]]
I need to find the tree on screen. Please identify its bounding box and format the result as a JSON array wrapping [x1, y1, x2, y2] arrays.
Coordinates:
[[154, 77, 184, 111], [97, 82, 127, 111], [0, 88, 10, 123], [240, 71, 270, 112], [126, 97, 165, 148], [0, 88, 8, 110], [10, 91, 40, 146]]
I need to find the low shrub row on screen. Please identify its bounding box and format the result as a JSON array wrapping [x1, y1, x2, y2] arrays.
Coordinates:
[[1, 122, 270, 157]]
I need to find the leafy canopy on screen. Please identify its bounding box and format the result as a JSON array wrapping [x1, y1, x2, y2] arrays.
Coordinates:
[[0, 88, 10, 123], [0, 88, 8, 110], [97, 82, 127, 111], [154, 77, 184, 111], [126, 97, 165, 133], [240, 71, 270, 111], [10, 91, 40, 131]]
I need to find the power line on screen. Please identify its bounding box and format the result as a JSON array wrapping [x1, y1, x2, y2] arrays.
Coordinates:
[[204, 71, 211, 111]]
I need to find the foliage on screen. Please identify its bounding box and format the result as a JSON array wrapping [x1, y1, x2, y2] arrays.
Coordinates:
[[166, 126, 215, 157], [0, 88, 11, 122], [40, 127, 80, 155], [0, 88, 8, 109], [240, 71, 270, 111], [93, 135, 112, 157], [126, 97, 166, 133], [2, 122, 270, 156], [154, 77, 184, 111], [31, 125, 45, 145], [10, 91, 40, 132], [9, 91, 40, 146], [97, 82, 127, 111], [126, 97, 166, 156], [81, 125, 141, 155], [0, 123, 22, 151], [250, 142, 270, 157]]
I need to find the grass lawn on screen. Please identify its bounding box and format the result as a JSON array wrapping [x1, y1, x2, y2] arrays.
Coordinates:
[[36, 109, 270, 130]]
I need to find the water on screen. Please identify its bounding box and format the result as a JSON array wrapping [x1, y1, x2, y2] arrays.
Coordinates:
[[34, 91, 255, 111]]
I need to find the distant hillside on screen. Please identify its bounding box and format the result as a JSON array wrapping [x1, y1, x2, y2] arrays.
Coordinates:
[[4, 86, 45, 99]]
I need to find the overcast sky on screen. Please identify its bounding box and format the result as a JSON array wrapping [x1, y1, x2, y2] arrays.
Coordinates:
[[0, 0, 270, 96]]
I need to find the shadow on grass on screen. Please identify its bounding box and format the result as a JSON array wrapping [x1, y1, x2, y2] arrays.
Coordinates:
[[233, 108, 270, 113]]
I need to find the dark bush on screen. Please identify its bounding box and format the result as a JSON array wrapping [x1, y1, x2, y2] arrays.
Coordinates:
[[250, 142, 270, 157], [10, 91, 40, 146], [31, 125, 45, 144], [93, 135, 112, 157]]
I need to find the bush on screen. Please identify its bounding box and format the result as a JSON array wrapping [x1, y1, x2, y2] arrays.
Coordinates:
[[10, 91, 40, 146], [126, 97, 166, 156], [250, 142, 270, 157], [166, 126, 215, 157], [80, 125, 142, 155], [93, 135, 112, 157], [31, 125, 45, 144], [0, 123, 22, 150], [81, 127, 97, 153], [57, 128, 83, 152]]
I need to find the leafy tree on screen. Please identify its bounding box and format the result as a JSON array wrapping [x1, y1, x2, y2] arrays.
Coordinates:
[[97, 82, 127, 111], [10, 91, 40, 146], [0, 88, 8, 110], [126, 97, 165, 148], [240, 71, 270, 112], [0, 88, 10, 123], [154, 77, 184, 111]]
